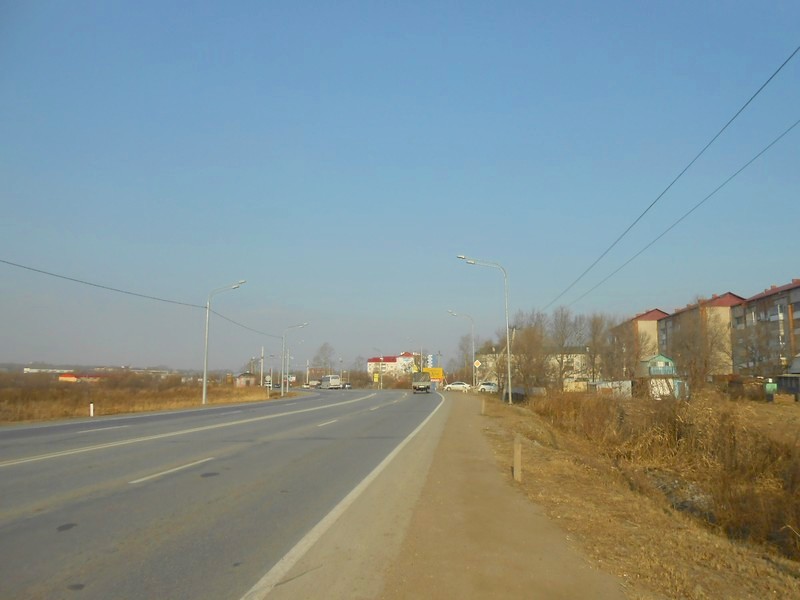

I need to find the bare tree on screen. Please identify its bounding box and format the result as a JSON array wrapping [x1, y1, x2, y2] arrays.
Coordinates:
[[550, 306, 586, 390], [313, 342, 335, 373], [585, 313, 612, 381], [456, 334, 472, 381], [512, 309, 551, 393], [732, 324, 780, 377], [668, 307, 730, 392], [604, 319, 656, 381]]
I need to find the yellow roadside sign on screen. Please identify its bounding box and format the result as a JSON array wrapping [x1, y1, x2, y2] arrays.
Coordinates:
[[423, 367, 444, 381]]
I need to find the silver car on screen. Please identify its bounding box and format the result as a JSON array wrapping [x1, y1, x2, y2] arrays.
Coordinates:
[[444, 381, 471, 392], [477, 381, 498, 393]]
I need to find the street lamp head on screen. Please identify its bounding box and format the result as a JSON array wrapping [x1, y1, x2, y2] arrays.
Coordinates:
[[466, 260, 476, 265], [456, 255, 467, 260], [448, 309, 457, 316]]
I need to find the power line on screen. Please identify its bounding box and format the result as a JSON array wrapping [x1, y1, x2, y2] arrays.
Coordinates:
[[566, 116, 800, 308], [210, 310, 282, 339], [544, 44, 800, 310], [0, 258, 283, 339], [0, 258, 203, 308]]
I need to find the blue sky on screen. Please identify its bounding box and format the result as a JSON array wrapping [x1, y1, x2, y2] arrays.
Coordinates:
[[1, 1, 798, 372]]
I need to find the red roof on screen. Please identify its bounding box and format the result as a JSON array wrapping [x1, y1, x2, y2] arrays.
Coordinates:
[[670, 292, 745, 316], [746, 279, 800, 302], [367, 356, 398, 363], [633, 308, 669, 321]]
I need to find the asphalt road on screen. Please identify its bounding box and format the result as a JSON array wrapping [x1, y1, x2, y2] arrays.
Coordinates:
[[0, 389, 443, 599]]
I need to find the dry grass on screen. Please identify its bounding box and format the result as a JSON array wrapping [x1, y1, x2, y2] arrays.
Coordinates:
[[0, 373, 280, 423], [482, 392, 800, 599]]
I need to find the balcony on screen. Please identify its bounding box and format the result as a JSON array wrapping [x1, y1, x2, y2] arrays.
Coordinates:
[[649, 366, 676, 376]]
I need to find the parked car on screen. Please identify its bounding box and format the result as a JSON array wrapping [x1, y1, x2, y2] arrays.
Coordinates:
[[342, 382, 352, 389], [444, 381, 471, 392], [477, 381, 498, 393]]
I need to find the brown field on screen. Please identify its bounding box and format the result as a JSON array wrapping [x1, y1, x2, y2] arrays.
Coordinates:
[[0, 373, 285, 423], [482, 391, 800, 599]]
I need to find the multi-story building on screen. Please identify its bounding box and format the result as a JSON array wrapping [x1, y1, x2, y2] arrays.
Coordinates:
[[657, 292, 744, 380], [731, 279, 800, 376], [609, 309, 669, 378], [366, 352, 416, 378]]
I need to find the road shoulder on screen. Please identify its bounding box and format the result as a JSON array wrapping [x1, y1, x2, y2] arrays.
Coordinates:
[[379, 394, 627, 599]]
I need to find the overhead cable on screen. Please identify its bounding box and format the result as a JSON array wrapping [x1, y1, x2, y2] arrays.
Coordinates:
[[543, 44, 800, 310], [0, 257, 282, 338], [0, 258, 203, 308], [566, 116, 800, 307]]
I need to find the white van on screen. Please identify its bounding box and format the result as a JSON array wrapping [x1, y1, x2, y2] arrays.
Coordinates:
[[320, 374, 342, 389]]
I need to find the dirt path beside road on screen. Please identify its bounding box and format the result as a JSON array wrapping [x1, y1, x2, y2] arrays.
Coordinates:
[[379, 394, 626, 599]]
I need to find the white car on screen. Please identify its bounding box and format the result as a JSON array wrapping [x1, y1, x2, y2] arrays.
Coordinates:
[[477, 382, 498, 393], [444, 381, 471, 392]]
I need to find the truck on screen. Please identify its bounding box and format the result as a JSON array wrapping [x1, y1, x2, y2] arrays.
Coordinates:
[[320, 374, 342, 389], [412, 371, 431, 394]]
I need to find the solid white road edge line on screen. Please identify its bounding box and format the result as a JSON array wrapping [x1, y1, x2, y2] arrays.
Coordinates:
[[239, 394, 445, 600], [128, 457, 215, 484], [317, 419, 338, 427]]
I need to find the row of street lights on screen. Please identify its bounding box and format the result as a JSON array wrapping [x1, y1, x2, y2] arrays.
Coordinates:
[[457, 255, 513, 404], [201, 257, 510, 405], [201, 279, 309, 404]]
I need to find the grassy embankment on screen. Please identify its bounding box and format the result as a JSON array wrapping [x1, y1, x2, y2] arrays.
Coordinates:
[[502, 390, 800, 562], [0, 373, 274, 423]]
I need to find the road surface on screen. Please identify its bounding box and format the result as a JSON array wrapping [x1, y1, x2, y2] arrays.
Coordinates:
[[0, 389, 441, 599]]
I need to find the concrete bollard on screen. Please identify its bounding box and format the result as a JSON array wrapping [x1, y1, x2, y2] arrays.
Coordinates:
[[513, 435, 522, 482], [90, 402, 94, 417], [481, 398, 486, 416]]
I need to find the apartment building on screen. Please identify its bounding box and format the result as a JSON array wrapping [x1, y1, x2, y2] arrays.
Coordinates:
[[731, 279, 800, 376], [609, 309, 669, 378], [657, 292, 744, 379], [366, 352, 416, 377]]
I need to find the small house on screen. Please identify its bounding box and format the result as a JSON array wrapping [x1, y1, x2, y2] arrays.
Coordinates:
[[635, 354, 687, 400]]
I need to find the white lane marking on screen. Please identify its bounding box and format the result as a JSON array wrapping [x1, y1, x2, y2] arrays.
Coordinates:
[[129, 457, 215, 484], [369, 406, 380, 411], [219, 410, 243, 416], [76, 425, 129, 434], [240, 394, 445, 600], [0, 393, 378, 469], [317, 419, 338, 427]]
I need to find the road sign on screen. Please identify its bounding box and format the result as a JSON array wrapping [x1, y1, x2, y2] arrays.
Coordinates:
[[474, 360, 481, 368]]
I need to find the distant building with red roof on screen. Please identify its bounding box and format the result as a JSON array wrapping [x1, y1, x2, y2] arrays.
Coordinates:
[[366, 352, 417, 378], [610, 309, 670, 376], [657, 292, 745, 379]]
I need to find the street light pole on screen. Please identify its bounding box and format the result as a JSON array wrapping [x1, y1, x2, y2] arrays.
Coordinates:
[[281, 322, 308, 397], [457, 255, 512, 404], [448, 309, 475, 387], [202, 280, 246, 405]]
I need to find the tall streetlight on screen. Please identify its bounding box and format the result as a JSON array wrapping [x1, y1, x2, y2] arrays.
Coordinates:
[[457, 255, 512, 404], [281, 322, 308, 396], [448, 309, 475, 387], [202, 280, 246, 405]]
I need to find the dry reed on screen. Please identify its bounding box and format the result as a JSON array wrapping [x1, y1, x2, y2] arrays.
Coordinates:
[[525, 390, 800, 560]]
